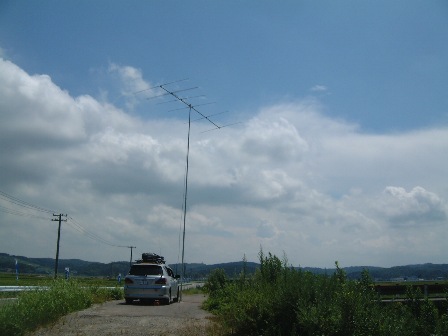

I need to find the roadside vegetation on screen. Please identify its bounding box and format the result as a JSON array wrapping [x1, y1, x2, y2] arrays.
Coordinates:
[[0, 278, 123, 335], [203, 251, 448, 336], [182, 285, 206, 295]]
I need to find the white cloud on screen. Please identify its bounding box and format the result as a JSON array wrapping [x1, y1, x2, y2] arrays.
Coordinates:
[[379, 186, 447, 227], [108, 63, 149, 93], [241, 116, 309, 162], [1, 57, 447, 267], [107, 63, 160, 110], [0, 59, 86, 145], [310, 85, 327, 92]]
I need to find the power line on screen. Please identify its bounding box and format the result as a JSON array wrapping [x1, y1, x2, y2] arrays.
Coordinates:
[[0, 189, 133, 251], [0, 205, 50, 220], [0, 189, 56, 214], [66, 216, 130, 248]]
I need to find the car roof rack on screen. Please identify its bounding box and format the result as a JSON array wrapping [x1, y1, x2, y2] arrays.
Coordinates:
[[137, 252, 165, 264]]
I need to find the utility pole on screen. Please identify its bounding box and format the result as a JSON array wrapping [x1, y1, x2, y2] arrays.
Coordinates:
[[52, 213, 67, 279], [128, 246, 136, 267]]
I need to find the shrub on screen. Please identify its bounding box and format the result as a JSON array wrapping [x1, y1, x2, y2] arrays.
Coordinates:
[[204, 268, 228, 296], [204, 251, 448, 336]]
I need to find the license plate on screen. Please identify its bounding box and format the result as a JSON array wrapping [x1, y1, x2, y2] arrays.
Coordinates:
[[140, 280, 148, 285]]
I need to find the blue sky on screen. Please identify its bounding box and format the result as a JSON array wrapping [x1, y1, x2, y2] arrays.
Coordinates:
[[0, 1, 447, 268], [3, 1, 448, 130]]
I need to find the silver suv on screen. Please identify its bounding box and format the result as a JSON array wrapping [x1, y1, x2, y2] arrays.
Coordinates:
[[124, 254, 180, 305]]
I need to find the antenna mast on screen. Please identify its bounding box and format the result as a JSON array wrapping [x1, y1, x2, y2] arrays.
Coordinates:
[[180, 105, 191, 301], [143, 80, 236, 301]]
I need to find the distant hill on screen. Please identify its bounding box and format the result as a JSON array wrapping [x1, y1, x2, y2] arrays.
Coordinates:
[[0, 253, 130, 278], [302, 264, 448, 281], [0, 253, 447, 280], [354, 264, 448, 281], [170, 261, 260, 279]]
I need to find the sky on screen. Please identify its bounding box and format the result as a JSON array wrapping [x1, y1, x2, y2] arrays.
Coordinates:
[[0, 1, 447, 269]]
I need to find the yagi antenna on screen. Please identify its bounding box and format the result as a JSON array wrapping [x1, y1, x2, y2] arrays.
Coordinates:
[[133, 78, 189, 96], [140, 79, 240, 301], [186, 110, 229, 124], [155, 83, 221, 129], [114, 78, 190, 104], [168, 102, 216, 113], [157, 95, 206, 105], [146, 86, 199, 101], [201, 121, 242, 133]]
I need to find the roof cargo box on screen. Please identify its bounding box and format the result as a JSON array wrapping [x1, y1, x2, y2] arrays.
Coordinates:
[[141, 253, 165, 264]]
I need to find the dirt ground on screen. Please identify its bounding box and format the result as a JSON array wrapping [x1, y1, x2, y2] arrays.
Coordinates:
[[28, 294, 216, 336]]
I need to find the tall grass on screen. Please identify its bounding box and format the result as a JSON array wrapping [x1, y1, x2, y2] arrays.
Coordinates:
[[204, 251, 448, 336], [0, 279, 123, 335]]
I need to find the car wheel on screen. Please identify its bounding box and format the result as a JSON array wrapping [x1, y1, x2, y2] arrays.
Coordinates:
[[125, 298, 133, 305], [173, 287, 180, 302], [164, 290, 171, 305]]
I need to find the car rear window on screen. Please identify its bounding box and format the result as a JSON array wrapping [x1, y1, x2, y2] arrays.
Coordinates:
[[129, 265, 162, 276]]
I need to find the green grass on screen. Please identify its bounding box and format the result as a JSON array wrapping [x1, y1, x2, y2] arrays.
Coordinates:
[[0, 291, 20, 298], [182, 286, 206, 295], [0, 279, 123, 335]]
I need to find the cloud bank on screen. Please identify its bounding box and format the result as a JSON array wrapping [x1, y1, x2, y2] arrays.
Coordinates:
[[1, 58, 447, 267]]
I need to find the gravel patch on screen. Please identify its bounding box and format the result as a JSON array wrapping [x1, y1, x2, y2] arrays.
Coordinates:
[[28, 294, 215, 336]]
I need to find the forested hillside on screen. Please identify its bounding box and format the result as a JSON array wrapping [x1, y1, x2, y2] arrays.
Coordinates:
[[0, 253, 447, 280]]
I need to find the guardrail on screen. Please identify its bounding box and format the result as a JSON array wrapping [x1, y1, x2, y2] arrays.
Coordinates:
[[0, 286, 48, 292], [0, 284, 204, 292], [0, 286, 124, 292]]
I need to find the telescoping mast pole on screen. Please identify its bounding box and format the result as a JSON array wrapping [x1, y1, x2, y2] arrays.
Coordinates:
[[144, 80, 237, 301]]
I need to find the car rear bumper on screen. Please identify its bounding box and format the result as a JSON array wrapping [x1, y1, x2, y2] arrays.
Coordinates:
[[124, 285, 170, 300]]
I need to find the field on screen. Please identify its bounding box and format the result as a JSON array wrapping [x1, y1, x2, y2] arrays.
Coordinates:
[[374, 281, 448, 300]]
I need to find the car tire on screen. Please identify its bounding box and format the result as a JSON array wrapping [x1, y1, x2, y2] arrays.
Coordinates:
[[173, 287, 180, 302], [164, 290, 171, 305], [125, 298, 133, 305]]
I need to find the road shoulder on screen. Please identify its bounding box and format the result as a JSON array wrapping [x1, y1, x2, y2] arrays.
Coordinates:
[[28, 294, 214, 336]]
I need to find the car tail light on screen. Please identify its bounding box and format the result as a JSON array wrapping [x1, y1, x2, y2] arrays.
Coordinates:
[[124, 278, 133, 284], [155, 277, 167, 285]]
